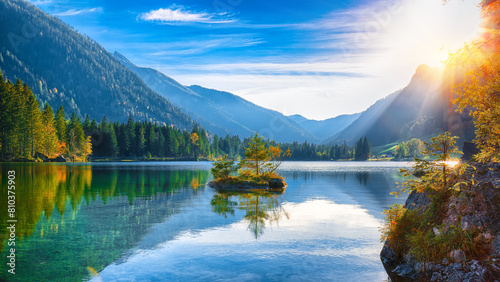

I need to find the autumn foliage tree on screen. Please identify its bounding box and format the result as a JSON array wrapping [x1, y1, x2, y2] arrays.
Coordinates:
[[239, 133, 291, 179], [0, 74, 91, 161], [240, 133, 270, 176], [449, 0, 500, 162]]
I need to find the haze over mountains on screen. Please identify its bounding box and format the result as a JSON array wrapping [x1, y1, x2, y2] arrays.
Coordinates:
[[325, 65, 475, 146], [0, 0, 475, 147]]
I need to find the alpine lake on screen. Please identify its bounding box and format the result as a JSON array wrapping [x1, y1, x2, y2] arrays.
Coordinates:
[[0, 161, 411, 281]]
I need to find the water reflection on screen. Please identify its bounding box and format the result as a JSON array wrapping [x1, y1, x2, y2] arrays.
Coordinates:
[[0, 163, 210, 281], [0, 161, 410, 281], [211, 192, 289, 239]]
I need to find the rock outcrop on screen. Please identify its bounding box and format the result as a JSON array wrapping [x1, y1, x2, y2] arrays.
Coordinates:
[[268, 178, 286, 189], [381, 162, 500, 281], [53, 155, 68, 162], [208, 178, 287, 193]]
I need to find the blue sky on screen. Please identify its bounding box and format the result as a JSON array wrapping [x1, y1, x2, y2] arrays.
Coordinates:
[[31, 0, 482, 120]]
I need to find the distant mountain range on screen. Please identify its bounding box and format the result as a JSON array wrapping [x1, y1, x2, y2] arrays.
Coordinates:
[[0, 0, 475, 146], [287, 113, 361, 141], [114, 51, 356, 143]]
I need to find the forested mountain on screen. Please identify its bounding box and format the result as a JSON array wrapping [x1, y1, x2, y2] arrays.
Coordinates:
[[114, 52, 317, 143], [326, 65, 475, 146], [287, 113, 361, 142], [0, 0, 194, 128]]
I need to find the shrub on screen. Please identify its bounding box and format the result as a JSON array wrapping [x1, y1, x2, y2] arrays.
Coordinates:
[[211, 155, 239, 180]]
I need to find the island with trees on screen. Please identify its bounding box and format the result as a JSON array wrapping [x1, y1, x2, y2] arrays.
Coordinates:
[[209, 133, 291, 193]]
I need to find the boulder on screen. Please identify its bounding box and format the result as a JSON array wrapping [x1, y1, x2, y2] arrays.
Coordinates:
[[54, 155, 68, 162], [34, 152, 49, 162], [268, 178, 286, 189]]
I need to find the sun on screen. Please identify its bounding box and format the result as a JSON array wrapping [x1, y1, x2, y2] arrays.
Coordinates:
[[381, 0, 483, 68]]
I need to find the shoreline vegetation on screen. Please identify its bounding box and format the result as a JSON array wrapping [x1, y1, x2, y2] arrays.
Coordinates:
[[380, 1, 500, 277], [209, 133, 289, 193], [0, 74, 382, 163]]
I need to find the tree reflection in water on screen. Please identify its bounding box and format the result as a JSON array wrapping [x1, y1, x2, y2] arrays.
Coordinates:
[[210, 191, 289, 239]]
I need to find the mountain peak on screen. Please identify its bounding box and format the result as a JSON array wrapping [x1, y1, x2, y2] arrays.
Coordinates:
[[410, 64, 443, 86], [113, 51, 131, 65]]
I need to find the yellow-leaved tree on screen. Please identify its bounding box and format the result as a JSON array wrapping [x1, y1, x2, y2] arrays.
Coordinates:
[[239, 133, 291, 179], [453, 50, 500, 162], [450, 0, 500, 162]]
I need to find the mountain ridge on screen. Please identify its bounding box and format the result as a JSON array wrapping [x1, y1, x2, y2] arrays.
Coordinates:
[[114, 51, 320, 143], [0, 0, 194, 128], [326, 64, 475, 146]]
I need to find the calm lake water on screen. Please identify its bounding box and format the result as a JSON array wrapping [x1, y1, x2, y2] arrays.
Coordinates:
[[0, 161, 411, 281]]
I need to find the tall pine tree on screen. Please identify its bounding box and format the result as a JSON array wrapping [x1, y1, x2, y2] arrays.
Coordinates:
[[41, 103, 59, 157]]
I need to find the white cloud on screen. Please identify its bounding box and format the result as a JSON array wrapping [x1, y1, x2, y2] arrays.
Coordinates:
[[29, 0, 54, 5], [54, 7, 102, 16], [133, 0, 482, 120], [141, 6, 234, 24]]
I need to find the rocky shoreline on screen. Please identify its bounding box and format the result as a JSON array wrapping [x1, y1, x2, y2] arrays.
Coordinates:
[[381, 162, 500, 281]]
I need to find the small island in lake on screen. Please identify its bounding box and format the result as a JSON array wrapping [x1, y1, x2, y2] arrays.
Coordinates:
[[209, 133, 290, 193]]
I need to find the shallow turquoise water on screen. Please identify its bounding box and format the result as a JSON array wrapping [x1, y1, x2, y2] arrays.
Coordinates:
[[0, 161, 410, 281]]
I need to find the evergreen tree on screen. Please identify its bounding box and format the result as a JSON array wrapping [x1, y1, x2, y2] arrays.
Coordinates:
[[40, 103, 59, 157], [147, 125, 155, 156], [55, 105, 67, 154], [125, 115, 135, 156], [94, 116, 118, 157], [11, 79, 26, 158], [212, 134, 220, 157], [157, 129, 165, 157], [240, 133, 269, 175], [182, 130, 191, 157], [67, 112, 85, 160], [82, 115, 92, 136], [0, 74, 12, 159], [137, 125, 146, 156], [24, 85, 43, 158], [107, 123, 119, 157], [167, 127, 178, 157]]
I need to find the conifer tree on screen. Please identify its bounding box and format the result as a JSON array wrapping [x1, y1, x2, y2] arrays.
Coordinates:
[[55, 105, 67, 154], [41, 103, 59, 157], [147, 125, 155, 156], [125, 115, 135, 156], [82, 115, 92, 136], [137, 125, 146, 156], [0, 74, 11, 159], [67, 112, 85, 160], [10, 79, 26, 158], [240, 133, 269, 175], [24, 86, 43, 158], [157, 129, 165, 157]]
